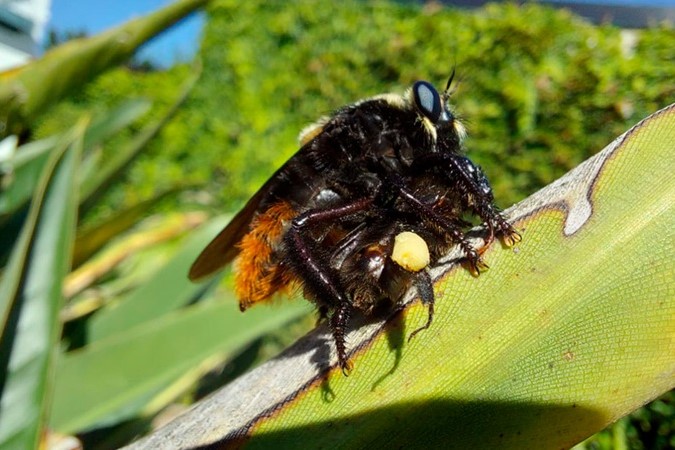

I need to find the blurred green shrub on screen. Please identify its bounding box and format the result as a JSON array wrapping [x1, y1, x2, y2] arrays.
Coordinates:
[[35, 0, 674, 215]]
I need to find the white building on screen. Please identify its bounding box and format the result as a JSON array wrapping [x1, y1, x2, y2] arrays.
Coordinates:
[[0, 0, 51, 71]]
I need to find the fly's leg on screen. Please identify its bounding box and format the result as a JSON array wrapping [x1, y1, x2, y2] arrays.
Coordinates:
[[412, 153, 521, 248], [386, 174, 488, 276], [331, 301, 353, 375], [284, 198, 372, 373]]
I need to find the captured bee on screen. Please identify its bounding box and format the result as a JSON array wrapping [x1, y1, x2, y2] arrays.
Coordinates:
[[189, 74, 520, 372]]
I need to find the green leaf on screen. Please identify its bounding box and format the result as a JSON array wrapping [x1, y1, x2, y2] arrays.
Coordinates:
[[125, 105, 675, 449], [0, 136, 57, 221], [0, 0, 208, 138], [0, 121, 84, 450], [88, 216, 229, 342], [72, 187, 186, 268], [0, 99, 151, 221], [51, 298, 310, 433]]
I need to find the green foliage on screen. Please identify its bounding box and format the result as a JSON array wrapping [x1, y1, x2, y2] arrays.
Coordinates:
[[576, 391, 675, 450], [0, 1, 301, 447], [192, 0, 673, 209], [0, 123, 83, 450], [35, 65, 196, 224], [0, 0, 209, 139], [34, 1, 675, 215]]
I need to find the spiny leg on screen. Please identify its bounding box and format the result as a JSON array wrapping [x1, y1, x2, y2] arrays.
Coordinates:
[[444, 155, 522, 247], [408, 270, 435, 342], [492, 215, 522, 246], [285, 228, 353, 372], [412, 153, 521, 250], [331, 301, 353, 375], [386, 174, 488, 275], [284, 198, 373, 373], [473, 202, 521, 249]]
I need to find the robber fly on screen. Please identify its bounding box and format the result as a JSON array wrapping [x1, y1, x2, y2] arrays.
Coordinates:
[[189, 74, 520, 372]]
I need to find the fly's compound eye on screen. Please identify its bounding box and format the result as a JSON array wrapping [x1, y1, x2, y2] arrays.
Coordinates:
[[413, 81, 442, 123]]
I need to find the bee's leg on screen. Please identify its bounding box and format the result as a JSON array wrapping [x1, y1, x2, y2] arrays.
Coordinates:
[[284, 198, 372, 373], [412, 153, 521, 246], [386, 175, 488, 275], [316, 305, 329, 326], [408, 270, 435, 342], [479, 223, 496, 253], [448, 155, 520, 245]]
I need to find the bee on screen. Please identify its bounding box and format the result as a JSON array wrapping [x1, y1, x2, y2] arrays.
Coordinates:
[[189, 73, 520, 373]]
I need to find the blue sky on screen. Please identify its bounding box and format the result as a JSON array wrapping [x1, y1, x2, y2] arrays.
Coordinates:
[[48, 0, 673, 67], [49, 0, 204, 66]]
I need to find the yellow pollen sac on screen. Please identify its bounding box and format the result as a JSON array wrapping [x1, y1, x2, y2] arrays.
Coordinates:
[[391, 231, 430, 272]]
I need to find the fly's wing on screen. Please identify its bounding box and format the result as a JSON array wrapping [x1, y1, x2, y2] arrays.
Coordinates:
[[189, 119, 333, 281], [188, 146, 312, 281], [188, 185, 269, 281]]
